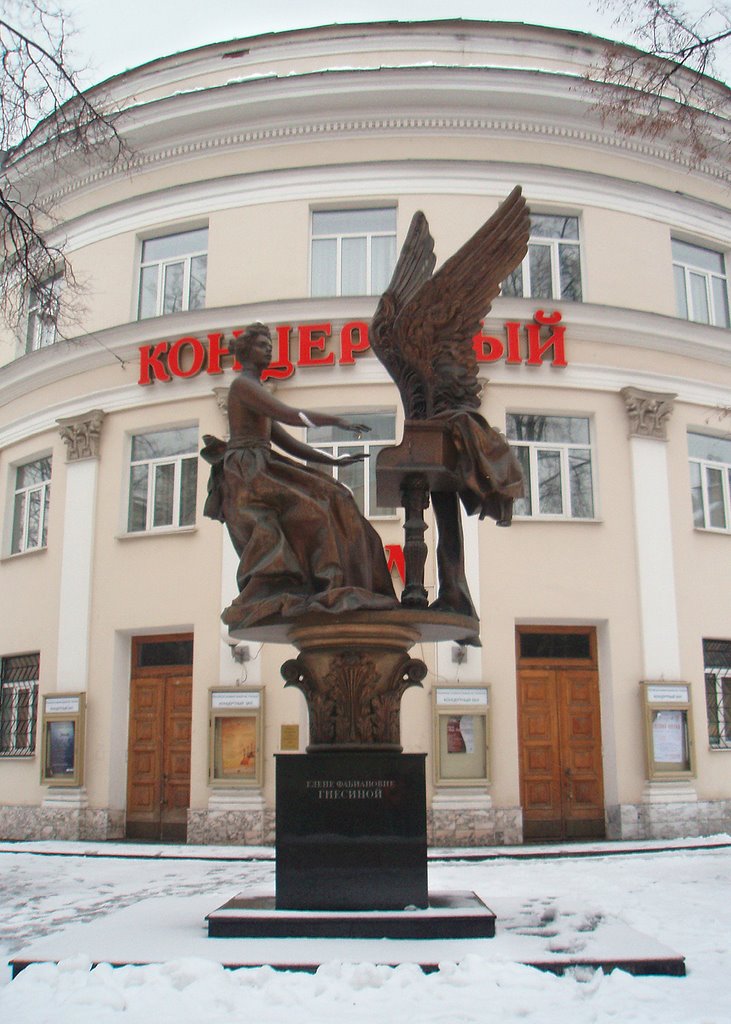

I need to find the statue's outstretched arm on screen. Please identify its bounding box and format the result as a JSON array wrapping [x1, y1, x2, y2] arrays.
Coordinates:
[[230, 376, 369, 434], [270, 421, 367, 466]]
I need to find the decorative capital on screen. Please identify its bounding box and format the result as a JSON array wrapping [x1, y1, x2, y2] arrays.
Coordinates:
[[621, 387, 677, 440], [57, 409, 106, 461], [212, 386, 228, 415]]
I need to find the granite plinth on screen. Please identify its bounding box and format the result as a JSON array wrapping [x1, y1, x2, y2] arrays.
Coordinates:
[[9, 893, 686, 978], [275, 752, 427, 911], [207, 891, 495, 938]]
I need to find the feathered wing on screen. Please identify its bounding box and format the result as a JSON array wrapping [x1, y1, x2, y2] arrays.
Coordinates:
[[371, 186, 530, 417], [370, 211, 437, 415]]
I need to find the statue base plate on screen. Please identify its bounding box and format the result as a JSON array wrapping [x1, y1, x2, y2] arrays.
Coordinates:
[[275, 752, 427, 911], [207, 891, 496, 939], [228, 607, 480, 646]]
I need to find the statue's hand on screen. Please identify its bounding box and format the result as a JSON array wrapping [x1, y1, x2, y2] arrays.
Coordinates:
[[334, 452, 369, 466], [339, 420, 371, 435]]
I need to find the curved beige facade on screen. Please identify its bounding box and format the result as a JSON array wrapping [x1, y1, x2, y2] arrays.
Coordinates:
[[1, 20, 730, 845]]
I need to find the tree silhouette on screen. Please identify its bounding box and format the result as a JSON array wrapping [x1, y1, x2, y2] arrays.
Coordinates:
[[589, 1, 731, 165], [0, 0, 126, 338]]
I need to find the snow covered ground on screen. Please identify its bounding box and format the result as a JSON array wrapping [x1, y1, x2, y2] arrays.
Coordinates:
[[0, 837, 729, 1023]]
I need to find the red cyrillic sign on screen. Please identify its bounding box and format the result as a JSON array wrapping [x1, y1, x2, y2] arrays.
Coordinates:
[[137, 312, 567, 385]]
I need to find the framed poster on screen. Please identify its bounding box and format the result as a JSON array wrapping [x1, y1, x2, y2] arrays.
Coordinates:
[[433, 687, 490, 786], [40, 692, 85, 787], [641, 681, 694, 779], [208, 687, 263, 787]]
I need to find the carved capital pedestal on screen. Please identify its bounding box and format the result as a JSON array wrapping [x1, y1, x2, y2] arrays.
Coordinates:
[[57, 409, 106, 461], [281, 619, 426, 750], [621, 387, 676, 440], [212, 386, 229, 416]]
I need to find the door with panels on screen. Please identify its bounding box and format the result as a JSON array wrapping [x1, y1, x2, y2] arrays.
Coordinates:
[[517, 627, 605, 840], [126, 634, 193, 841]]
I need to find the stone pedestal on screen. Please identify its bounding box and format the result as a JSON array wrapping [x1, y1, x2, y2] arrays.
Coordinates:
[[275, 751, 428, 910], [281, 619, 428, 749], [226, 609, 478, 917]]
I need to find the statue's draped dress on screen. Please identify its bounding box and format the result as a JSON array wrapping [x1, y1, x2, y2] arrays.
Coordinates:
[[202, 422, 397, 629]]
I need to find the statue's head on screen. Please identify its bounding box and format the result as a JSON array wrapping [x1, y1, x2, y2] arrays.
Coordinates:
[[231, 322, 272, 362]]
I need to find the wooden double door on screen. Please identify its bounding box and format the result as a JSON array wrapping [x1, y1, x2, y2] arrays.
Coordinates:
[[517, 628, 605, 841], [126, 636, 193, 842]]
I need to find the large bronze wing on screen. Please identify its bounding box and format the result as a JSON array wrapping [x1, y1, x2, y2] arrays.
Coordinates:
[[370, 186, 530, 418]]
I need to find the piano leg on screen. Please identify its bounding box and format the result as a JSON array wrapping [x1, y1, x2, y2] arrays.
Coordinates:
[[400, 473, 430, 608]]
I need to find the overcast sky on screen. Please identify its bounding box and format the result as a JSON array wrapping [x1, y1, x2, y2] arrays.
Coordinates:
[[63, 0, 639, 85]]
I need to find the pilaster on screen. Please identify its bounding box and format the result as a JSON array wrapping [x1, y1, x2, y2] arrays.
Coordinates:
[[55, 410, 106, 692], [621, 387, 681, 680]]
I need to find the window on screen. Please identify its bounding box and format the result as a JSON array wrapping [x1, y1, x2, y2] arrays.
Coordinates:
[[688, 432, 731, 531], [138, 228, 208, 319], [26, 274, 62, 353], [507, 414, 595, 519], [135, 637, 194, 668], [502, 214, 582, 302], [519, 630, 593, 660], [0, 653, 39, 756], [704, 639, 731, 749], [127, 427, 198, 532], [11, 456, 51, 554], [672, 239, 729, 327], [310, 208, 396, 297], [306, 410, 396, 516]]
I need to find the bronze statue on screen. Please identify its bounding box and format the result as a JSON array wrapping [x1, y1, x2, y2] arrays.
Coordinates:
[[201, 323, 398, 629], [373, 186, 529, 617]]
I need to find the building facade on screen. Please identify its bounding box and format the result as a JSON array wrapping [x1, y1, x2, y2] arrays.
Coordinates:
[[1, 20, 730, 845]]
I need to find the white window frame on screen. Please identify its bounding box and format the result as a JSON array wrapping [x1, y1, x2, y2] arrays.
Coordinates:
[[26, 274, 63, 353], [310, 208, 396, 297], [126, 426, 199, 533], [10, 455, 52, 554], [137, 228, 208, 320], [688, 432, 731, 532], [672, 239, 730, 328], [306, 410, 397, 518], [502, 214, 582, 302], [0, 654, 39, 757], [507, 414, 596, 520]]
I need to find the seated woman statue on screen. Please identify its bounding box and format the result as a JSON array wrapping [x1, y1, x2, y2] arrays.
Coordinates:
[[201, 323, 398, 630]]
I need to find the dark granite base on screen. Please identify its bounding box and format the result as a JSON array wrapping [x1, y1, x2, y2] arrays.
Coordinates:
[[207, 890, 496, 939], [275, 752, 427, 910], [8, 893, 686, 977]]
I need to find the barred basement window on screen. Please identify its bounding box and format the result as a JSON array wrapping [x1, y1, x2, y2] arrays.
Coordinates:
[[0, 653, 39, 756], [704, 639, 731, 749]]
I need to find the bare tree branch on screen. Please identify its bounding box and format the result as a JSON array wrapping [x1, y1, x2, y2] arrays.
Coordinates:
[[588, 1, 731, 166], [0, 0, 128, 341]]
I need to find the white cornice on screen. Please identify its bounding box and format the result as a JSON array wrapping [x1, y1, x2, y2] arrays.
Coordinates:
[[97, 21, 613, 101], [49, 160, 731, 257], [29, 63, 728, 209]]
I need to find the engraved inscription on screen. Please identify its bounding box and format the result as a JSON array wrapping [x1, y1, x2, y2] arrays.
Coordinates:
[[305, 778, 397, 800]]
